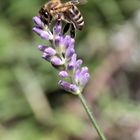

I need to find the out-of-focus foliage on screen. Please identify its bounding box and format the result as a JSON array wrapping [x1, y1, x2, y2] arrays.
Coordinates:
[[0, 0, 140, 140]]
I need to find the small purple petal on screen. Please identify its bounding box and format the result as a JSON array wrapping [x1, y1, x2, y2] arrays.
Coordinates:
[[71, 54, 77, 62], [33, 27, 52, 40], [42, 52, 51, 61], [50, 56, 63, 66], [54, 36, 60, 46], [32, 16, 43, 27], [74, 69, 81, 84], [67, 64, 73, 70], [38, 45, 48, 52], [33, 27, 42, 35], [40, 31, 50, 40], [75, 67, 90, 87], [54, 36, 64, 47], [44, 47, 56, 56], [79, 72, 90, 87], [54, 36, 67, 54], [53, 21, 62, 34], [59, 71, 69, 78], [75, 59, 83, 70], [74, 67, 90, 87], [58, 80, 79, 94], [70, 84, 80, 94], [54, 35, 74, 53], [65, 47, 75, 59], [33, 27, 50, 40], [67, 54, 77, 70], [81, 67, 88, 75], [64, 35, 75, 48]]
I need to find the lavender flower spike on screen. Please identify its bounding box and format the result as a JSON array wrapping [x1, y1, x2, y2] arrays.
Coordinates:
[[33, 16, 90, 95], [33, 13, 107, 140]]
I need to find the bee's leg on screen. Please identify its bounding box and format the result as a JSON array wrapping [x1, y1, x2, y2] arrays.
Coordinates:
[[70, 24, 75, 38], [53, 14, 61, 29], [42, 15, 52, 26], [63, 23, 70, 35]]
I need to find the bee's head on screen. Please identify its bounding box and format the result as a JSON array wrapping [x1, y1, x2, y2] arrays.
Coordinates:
[[39, 7, 52, 24]]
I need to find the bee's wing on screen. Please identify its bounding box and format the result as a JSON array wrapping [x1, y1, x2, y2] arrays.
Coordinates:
[[71, 0, 87, 5], [51, 0, 61, 2]]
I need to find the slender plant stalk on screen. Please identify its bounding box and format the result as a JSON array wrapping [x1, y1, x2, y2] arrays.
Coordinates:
[[78, 93, 106, 140]]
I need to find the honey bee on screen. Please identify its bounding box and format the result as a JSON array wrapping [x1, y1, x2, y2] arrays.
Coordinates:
[[39, 0, 85, 38]]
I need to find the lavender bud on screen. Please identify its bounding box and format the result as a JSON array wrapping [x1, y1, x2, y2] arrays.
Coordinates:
[[81, 73, 90, 86], [74, 69, 80, 84], [64, 35, 75, 48], [33, 27, 42, 34], [75, 67, 90, 87], [38, 45, 48, 52], [59, 71, 69, 78], [54, 36, 66, 54], [33, 27, 49, 40], [65, 47, 75, 59], [40, 31, 50, 40], [44, 47, 56, 56], [54, 36, 61, 46], [67, 54, 77, 70], [53, 21, 62, 35], [55, 36, 64, 47], [33, 16, 43, 27], [42, 52, 51, 61], [50, 56, 64, 66], [75, 59, 83, 70], [58, 80, 80, 94], [81, 67, 89, 75]]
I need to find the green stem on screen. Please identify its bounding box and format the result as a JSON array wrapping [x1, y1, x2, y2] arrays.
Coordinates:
[[78, 93, 106, 140]]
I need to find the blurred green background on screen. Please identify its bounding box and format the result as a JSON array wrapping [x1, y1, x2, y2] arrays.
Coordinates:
[[0, 0, 140, 140]]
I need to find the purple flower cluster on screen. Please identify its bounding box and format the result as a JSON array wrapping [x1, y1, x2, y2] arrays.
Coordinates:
[[33, 16, 90, 95]]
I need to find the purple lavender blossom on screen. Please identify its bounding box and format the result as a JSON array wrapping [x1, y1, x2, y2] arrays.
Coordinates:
[[33, 16, 90, 94]]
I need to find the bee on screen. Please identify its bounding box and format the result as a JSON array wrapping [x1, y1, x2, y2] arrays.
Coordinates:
[[39, 0, 85, 38]]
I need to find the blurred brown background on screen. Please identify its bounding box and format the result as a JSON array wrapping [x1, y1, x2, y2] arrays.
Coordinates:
[[0, 0, 140, 140]]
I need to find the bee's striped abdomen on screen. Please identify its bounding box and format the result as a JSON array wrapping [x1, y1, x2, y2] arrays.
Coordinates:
[[65, 5, 84, 30]]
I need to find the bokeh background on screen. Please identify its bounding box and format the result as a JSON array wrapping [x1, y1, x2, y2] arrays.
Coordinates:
[[0, 0, 140, 140]]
